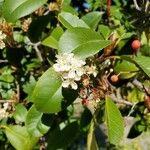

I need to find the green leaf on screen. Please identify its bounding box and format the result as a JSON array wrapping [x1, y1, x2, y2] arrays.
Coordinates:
[[98, 25, 111, 39], [61, 5, 78, 15], [2, 0, 47, 22], [58, 12, 89, 29], [114, 60, 139, 79], [47, 122, 79, 150], [23, 76, 37, 101], [31, 67, 63, 113], [105, 96, 124, 145], [87, 121, 99, 150], [73, 39, 111, 59], [13, 104, 27, 122], [127, 88, 145, 103], [25, 105, 49, 137], [59, 27, 111, 58], [42, 27, 64, 49], [82, 11, 102, 30], [134, 56, 150, 78], [4, 125, 38, 150]]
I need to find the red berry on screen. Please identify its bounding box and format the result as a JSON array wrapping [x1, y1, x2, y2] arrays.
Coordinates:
[[110, 74, 119, 83], [131, 40, 141, 50], [144, 95, 150, 109], [82, 98, 89, 107]]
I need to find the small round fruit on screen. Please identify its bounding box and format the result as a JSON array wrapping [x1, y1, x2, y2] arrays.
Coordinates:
[[131, 40, 141, 50], [110, 74, 119, 83], [144, 95, 150, 109], [82, 98, 89, 107]]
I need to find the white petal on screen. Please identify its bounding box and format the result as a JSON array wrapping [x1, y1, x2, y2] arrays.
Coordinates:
[[76, 68, 84, 76], [93, 71, 97, 77], [62, 80, 70, 88], [74, 75, 81, 81], [53, 64, 61, 72], [3, 103, 9, 110], [71, 81, 78, 90], [0, 40, 5, 49], [68, 70, 76, 78], [62, 72, 69, 79]]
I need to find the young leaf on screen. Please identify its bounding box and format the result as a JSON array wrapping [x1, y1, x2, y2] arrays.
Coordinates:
[[59, 27, 111, 58], [4, 125, 38, 150], [31, 67, 63, 113], [82, 11, 102, 30], [25, 105, 49, 137], [2, 0, 47, 22], [105, 97, 124, 145], [134, 56, 150, 78], [13, 104, 27, 122], [42, 27, 64, 49], [58, 12, 89, 29]]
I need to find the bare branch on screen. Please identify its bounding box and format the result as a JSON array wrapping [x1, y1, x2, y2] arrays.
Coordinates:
[[110, 94, 134, 106], [133, 0, 141, 11]]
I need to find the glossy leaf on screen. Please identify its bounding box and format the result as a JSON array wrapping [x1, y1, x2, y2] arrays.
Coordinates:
[[105, 97, 124, 145], [114, 60, 139, 79], [42, 27, 64, 49], [59, 27, 111, 58], [82, 11, 102, 30], [98, 25, 111, 39], [73, 39, 111, 59], [31, 67, 63, 113], [2, 0, 47, 22], [25, 105, 49, 137], [134, 56, 150, 78], [58, 12, 89, 29], [4, 125, 38, 150]]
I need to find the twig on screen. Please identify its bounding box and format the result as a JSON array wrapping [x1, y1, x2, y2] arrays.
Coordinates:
[[132, 79, 149, 95], [33, 42, 43, 62], [133, 0, 141, 11], [0, 60, 8, 63], [127, 103, 137, 116], [0, 100, 16, 103], [110, 94, 134, 106]]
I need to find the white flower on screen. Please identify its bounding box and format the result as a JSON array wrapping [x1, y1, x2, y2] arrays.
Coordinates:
[[3, 103, 9, 110], [0, 40, 6, 49], [62, 79, 78, 90], [0, 109, 9, 118], [0, 31, 6, 40], [53, 53, 86, 90], [0, 31, 6, 49], [86, 65, 98, 77]]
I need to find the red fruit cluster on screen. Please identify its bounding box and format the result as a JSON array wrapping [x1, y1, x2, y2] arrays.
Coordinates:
[[131, 40, 141, 50]]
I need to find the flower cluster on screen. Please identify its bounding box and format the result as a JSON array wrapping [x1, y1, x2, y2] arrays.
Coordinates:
[[0, 31, 6, 49], [53, 53, 98, 90], [0, 103, 9, 118], [53, 53, 85, 90]]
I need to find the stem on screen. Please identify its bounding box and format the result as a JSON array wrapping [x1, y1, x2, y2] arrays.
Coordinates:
[[31, 42, 43, 62], [0, 60, 8, 63], [110, 94, 133, 106], [0, 100, 16, 103], [107, 0, 112, 18], [133, 0, 141, 11]]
